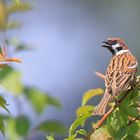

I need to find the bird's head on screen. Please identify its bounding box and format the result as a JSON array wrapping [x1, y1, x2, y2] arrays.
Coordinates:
[[102, 37, 129, 55]]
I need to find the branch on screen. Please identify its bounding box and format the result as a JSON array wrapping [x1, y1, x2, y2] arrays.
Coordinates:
[[94, 71, 105, 80], [85, 88, 132, 140], [85, 72, 139, 139], [128, 115, 140, 126]]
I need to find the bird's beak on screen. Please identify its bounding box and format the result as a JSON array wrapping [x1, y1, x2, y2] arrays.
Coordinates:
[[101, 40, 115, 55], [101, 41, 111, 48]]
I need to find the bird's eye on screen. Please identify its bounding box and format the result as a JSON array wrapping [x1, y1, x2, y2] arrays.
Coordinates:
[[116, 46, 122, 51], [111, 41, 117, 45]]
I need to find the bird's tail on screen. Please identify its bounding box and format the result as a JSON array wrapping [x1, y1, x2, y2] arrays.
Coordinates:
[[92, 90, 111, 115]]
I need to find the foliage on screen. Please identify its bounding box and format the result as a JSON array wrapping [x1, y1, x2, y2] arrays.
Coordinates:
[[37, 120, 66, 135], [66, 84, 140, 140], [46, 135, 55, 140], [0, 0, 140, 140], [0, 0, 66, 140], [24, 86, 62, 114], [82, 88, 103, 106]]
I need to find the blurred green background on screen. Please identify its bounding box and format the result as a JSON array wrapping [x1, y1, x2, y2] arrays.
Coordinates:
[[0, 0, 140, 140]]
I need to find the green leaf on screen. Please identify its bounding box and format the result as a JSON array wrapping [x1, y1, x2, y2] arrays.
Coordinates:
[[37, 120, 66, 135], [10, 37, 33, 52], [73, 139, 84, 140], [6, 116, 30, 139], [0, 65, 13, 79], [133, 94, 140, 104], [76, 129, 87, 136], [65, 134, 76, 140], [107, 110, 128, 139], [47, 96, 62, 109], [13, 0, 20, 5], [124, 134, 140, 140], [24, 87, 48, 113], [0, 95, 10, 113], [119, 91, 139, 118], [6, 21, 21, 30], [69, 112, 92, 136], [65, 129, 87, 140], [7, 3, 32, 14], [6, 118, 20, 140], [126, 106, 139, 118], [127, 122, 139, 136], [15, 116, 30, 136], [46, 135, 55, 140], [76, 105, 94, 118], [24, 87, 61, 113], [0, 0, 8, 30], [14, 44, 33, 52], [0, 114, 9, 120], [82, 88, 103, 106], [1, 69, 23, 95], [0, 116, 5, 135], [90, 127, 111, 140]]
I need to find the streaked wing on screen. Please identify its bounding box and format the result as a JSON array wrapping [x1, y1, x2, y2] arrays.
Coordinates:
[[114, 73, 133, 96], [105, 52, 137, 96], [105, 70, 114, 94]]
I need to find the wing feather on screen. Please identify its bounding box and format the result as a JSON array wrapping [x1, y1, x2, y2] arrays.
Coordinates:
[[105, 52, 137, 96]]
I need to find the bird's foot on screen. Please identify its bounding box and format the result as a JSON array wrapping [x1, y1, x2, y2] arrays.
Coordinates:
[[113, 96, 120, 106]]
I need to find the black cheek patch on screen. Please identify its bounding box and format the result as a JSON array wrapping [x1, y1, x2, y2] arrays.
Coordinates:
[[116, 47, 123, 51], [108, 47, 115, 55]]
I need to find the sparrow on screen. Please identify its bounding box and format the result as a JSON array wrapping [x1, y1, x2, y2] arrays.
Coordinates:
[[93, 37, 138, 115]]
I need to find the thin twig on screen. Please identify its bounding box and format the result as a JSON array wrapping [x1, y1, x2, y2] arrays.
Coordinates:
[[85, 107, 114, 140], [128, 115, 140, 126], [94, 71, 105, 80], [94, 107, 114, 129]]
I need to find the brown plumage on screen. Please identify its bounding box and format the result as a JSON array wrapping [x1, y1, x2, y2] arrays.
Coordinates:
[[93, 37, 138, 115]]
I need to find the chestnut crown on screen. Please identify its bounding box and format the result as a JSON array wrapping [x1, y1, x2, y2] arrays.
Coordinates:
[[102, 37, 129, 55]]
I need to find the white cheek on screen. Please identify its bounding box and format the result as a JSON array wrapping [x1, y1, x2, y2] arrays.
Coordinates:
[[116, 50, 129, 55], [112, 43, 120, 48]]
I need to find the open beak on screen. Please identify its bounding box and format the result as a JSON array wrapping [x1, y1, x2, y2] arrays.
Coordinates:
[[101, 40, 115, 54], [101, 41, 111, 48]]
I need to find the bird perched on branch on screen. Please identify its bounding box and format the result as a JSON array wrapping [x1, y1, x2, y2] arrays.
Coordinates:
[[93, 37, 138, 115]]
